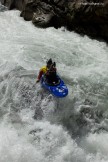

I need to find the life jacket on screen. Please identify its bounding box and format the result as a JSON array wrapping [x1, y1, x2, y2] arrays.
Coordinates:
[[47, 67, 56, 75], [37, 66, 48, 80], [40, 66, 48, 73], [40, 65, 56, 75], [37, 65, 56, 80]]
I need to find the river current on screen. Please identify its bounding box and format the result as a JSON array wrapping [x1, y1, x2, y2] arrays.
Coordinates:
[[0, 7, 108, 162]]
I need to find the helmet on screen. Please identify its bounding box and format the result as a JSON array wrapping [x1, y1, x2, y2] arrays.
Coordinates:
[[47, 58, 52, 65]]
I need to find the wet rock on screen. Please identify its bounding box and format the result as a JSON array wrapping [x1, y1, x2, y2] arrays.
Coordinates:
[[1, 0, 23, 10], [32, 12, 54, 27], [1, 0, 108, 42]]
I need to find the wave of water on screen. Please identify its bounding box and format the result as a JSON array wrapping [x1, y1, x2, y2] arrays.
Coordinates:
[[0, 8, 108, 162]]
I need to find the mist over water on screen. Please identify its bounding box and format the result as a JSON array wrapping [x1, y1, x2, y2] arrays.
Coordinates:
[[0, 7, 108, 162]]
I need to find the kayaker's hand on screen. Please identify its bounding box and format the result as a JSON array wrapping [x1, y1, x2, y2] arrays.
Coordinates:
[[36, 79, 39, 83]]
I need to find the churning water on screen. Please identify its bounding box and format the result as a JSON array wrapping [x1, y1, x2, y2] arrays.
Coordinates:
[[0, 7, 108, 162]]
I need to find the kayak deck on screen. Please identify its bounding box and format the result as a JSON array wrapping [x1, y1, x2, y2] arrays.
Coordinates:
[[41, 75, 68, 98]]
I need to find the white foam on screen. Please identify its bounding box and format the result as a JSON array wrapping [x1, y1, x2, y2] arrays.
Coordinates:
[[0, 10, 108, 162]]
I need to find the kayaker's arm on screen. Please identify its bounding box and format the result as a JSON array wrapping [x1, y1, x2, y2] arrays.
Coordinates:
[[36, 70, 44, 83]]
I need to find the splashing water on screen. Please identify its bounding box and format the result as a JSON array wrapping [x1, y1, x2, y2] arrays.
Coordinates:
[[0, 8, 108, 162]]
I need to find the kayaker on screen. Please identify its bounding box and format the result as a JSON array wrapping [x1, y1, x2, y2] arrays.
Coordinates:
[[36, 58, 57, 83]]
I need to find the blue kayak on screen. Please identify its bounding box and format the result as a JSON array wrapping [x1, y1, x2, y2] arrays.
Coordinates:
[[41, 75, 68, 98]]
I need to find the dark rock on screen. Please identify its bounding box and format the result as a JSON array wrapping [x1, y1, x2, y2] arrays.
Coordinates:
[[0, 0, 25, 10], [1, 0, 108, 42], [0, 3, 8, 11], [32, 12, 54, 27]]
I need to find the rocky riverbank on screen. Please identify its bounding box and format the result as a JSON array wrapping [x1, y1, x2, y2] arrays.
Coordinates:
[[1, 0, 108, 42]]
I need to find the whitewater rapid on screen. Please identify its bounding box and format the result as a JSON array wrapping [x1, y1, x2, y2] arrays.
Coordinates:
[[0, 8, 108, 162]]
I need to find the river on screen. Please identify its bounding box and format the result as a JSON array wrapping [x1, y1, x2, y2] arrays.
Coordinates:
[[0, 7, 108, 162]]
